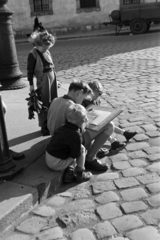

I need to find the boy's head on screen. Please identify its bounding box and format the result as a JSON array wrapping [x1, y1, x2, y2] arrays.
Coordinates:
[[88, 81, 103, 100], [67, 104, 88, 128], [68, 80, 92, 104]]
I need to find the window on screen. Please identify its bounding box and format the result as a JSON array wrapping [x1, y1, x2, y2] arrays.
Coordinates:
[[29, 0, 53, 16], [123, 0, 140, 4], [80, 0, 96, 8], [76, 0, 100, 13], [34, 0, 49, 12]]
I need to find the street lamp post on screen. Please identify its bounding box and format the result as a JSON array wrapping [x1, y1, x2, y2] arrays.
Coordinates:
[[0, 0, 27, 90], [0, 95, 22, 179]]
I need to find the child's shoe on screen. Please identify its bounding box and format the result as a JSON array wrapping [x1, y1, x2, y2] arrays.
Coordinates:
[[85, 158, 109, 172], [41, 127, 50, 136], [111, 141, 126, 150], [123, 131, 137, 141], [63, 166, 76, 183], [96, 148, 109, 158], [76, 168, 92, 183]]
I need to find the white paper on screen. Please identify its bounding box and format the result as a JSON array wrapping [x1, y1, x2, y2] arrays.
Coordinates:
[[91, 110, 111, 125]]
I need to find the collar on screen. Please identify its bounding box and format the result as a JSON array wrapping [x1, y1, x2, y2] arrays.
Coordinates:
[[62, 95, 75, 102], [65, 120, 81, 131]]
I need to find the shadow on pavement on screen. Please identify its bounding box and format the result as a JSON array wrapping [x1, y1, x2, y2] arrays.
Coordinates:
[[9, 130, 41, 147]]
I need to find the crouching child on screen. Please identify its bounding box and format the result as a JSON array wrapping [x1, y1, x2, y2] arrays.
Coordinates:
[[82, 80, 137, 154], [45, 104, 92, 183]]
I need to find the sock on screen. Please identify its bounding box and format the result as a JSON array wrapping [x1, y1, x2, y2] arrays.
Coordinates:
[[114, 126, 125, 135], [108, 136, 117, 144]]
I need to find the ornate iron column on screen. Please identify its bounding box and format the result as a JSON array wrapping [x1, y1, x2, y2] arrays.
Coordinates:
[[0, 95, 22, 179], [0, 0, 27, 90]]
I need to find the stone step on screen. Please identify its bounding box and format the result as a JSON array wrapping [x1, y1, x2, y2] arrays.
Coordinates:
[[0, 83, 69, 237], [0, 181, 38, 238], [0, 156, 64, 238], [11, 154, 64, 203]]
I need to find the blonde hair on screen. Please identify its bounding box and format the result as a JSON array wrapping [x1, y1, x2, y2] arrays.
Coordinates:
[[67, 104, 87, 126], [28, 30, 56, 48], [88, 80, 103, 94]]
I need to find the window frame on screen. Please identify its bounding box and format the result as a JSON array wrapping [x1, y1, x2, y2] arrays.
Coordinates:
[[29, 0, 53, 17], [123, 0, 140, 5], [76, 0, 100, 13]]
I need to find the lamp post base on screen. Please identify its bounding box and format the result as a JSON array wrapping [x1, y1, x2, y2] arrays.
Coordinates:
[[0, 78, 27, 90], [0, 164, 23, 180], [0, 0, 26, 90]]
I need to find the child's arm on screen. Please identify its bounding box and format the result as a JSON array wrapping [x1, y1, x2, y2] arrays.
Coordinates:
[[69, 131, 83, 159], [82, 99, 93, 108], [27, 52, 36, 92], [94, 98, 101, 106]]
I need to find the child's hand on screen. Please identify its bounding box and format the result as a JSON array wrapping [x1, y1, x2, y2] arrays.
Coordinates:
[[57, 81, 61, 88], [29, 85, 35, 92], [81, 145, 86, 153], [95, 98, 101, 106]]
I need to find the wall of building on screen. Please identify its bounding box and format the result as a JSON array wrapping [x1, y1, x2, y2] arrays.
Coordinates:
[[7, 0, 119, 34], [7, 0, 32, 31]]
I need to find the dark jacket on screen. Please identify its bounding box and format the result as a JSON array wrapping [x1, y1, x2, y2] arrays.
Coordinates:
[[46, 120, 83, 160], [27, 48, 54, 86]]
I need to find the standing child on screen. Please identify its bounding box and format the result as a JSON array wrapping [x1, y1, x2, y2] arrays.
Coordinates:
[[82, 80, 137, 154], [46, 104, 92, 183], [27, 30, 59, 136]]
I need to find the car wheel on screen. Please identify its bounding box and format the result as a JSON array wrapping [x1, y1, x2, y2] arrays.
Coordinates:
[[130, 18, 147, 34]]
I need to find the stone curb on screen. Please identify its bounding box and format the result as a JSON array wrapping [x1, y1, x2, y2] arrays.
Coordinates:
[[0, 182, 38, 237], [15, 31, 118, 44], [15, 25, 160, 44]]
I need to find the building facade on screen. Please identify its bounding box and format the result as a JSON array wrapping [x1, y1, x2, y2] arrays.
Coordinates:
[[8, 0, 158, 36], [7, 0, 119, 36]]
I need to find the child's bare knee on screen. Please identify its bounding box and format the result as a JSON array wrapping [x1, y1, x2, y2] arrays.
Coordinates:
[[104, 121, 114, 135]]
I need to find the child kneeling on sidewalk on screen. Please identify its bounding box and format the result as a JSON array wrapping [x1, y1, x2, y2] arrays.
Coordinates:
[[45, 104, 92, 183]]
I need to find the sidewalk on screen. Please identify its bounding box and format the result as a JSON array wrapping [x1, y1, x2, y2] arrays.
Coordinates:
[[15, 25, 160, 44], [0, 81, 70, 237]]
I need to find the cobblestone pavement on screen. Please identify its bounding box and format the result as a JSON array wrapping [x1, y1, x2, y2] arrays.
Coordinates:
[[4, 33, 160, 239]]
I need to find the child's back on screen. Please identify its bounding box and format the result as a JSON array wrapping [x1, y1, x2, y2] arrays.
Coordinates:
[[46, 120, 82, 160]]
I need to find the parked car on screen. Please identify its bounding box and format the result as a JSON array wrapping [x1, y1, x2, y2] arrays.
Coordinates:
[[103, 0, 160, 34]]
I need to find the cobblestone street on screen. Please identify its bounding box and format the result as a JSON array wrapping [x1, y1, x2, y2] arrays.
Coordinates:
[[4, 33, 160, 240]]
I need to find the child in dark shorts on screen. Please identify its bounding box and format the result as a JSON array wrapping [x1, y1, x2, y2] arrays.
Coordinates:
[[82, 80, 137, 155], [46, 104, 92, 183]]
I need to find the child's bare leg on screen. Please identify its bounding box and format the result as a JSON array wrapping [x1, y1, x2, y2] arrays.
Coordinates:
[[76, 145, 86, 169], [108, 126, 126, 150], [86, 122, 114, 161], [108, 135, 117, 143], [109, 126, 137, 150], [114, 126, 125, 135], [114, 126, 137, 141], [76, 145, 92, 183]]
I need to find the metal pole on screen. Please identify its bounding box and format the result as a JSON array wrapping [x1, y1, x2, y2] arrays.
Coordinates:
[[0, 0, 27, 90], [0, 95, 22, 179]]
